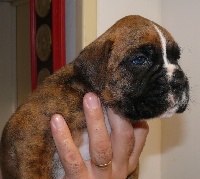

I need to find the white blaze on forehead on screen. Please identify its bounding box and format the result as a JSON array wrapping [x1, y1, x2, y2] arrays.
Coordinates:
[[153, 24, 177, 79], [153, 25, 168, 65]]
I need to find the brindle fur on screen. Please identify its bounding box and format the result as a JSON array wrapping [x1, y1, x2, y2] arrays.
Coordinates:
[[0, 15, 189, 178]]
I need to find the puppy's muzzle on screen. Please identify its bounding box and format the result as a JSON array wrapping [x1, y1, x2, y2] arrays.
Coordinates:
[[160, 68, 189, 118]]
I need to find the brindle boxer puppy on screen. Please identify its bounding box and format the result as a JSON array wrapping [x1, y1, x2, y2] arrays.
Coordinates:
[[0, 15, 189, 178]]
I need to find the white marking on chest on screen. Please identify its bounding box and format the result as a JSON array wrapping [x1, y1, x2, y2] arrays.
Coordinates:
[[153, 24, 177, 80]]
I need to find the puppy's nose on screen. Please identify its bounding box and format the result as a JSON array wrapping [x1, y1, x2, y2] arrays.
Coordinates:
[[170, 70, 187, 90]]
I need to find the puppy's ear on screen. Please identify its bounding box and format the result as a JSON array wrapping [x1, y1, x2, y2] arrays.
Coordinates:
[[74, 40, 114, 92]]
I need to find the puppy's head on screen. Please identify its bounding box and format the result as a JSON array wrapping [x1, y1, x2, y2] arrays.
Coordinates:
[[74, 15, 189, 120]]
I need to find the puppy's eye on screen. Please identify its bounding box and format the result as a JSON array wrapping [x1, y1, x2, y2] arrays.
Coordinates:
[[132, 56, 148, 65]]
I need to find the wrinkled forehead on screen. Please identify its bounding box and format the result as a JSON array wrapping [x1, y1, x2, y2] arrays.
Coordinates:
[[114, 22, 174, 50], [108, 21, 175, 63]]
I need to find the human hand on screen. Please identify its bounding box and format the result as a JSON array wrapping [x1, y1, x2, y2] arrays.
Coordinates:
[[50, 92, 149, 179]]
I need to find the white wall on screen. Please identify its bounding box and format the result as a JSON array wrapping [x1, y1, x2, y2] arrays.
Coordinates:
[[67, 0, 97, 63], [97, 0, 161, 35], [0, 2, 16, 136], [66, 0, 76, 63], [0, 1, 32, 136], [16, 2, 31, 105], [97, 1, 162, 178], [161, 0, 200, 178]]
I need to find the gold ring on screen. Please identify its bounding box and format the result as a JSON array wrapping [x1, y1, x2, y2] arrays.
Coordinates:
[[93, 160, 112, 169]]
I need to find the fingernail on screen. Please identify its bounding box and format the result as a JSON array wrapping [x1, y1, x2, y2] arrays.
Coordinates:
[[52, 115, 64, 129], [85, 93, 100, 109]]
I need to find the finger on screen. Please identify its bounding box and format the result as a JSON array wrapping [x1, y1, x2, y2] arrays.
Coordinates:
[[51, 114, 88, 179], [128, 121, 149, 174], [83, 93, 112, 177], [107, 108, 135, 177]]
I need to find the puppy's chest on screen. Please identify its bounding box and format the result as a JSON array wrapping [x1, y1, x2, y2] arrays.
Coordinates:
[[51, 108, 111, 178]]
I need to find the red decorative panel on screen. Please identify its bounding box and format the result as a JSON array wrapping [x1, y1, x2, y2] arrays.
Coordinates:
[[30, 0, 66, 91], [52, 0, 66, 72]]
